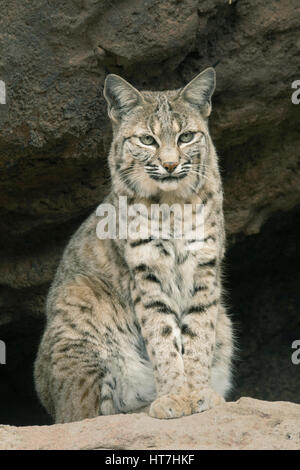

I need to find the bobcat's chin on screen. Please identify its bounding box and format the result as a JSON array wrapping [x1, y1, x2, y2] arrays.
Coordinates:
[[156, 179, 181, 192]]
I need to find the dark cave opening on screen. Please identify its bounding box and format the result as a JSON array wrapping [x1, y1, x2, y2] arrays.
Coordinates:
[[0, 207, 299, 426], [228, 206, 300, 403]]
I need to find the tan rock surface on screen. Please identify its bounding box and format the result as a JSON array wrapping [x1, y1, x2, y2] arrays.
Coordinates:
[[0, 398, 299, 450]]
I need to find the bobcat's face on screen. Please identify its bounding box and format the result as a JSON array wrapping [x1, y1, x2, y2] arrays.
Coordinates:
[[120, 95, 209, 195], [104, 69, 215, 198]]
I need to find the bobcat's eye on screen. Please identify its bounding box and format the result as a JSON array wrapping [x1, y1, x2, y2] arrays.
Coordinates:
[[178, 132, 195, 144], [140, 135, 156, 146]]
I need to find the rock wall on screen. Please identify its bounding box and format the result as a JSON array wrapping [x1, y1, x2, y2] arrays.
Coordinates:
[[0, 0, 299, 426]]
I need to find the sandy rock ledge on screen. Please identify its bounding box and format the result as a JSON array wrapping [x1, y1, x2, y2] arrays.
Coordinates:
[[0, 398, 299, 450]]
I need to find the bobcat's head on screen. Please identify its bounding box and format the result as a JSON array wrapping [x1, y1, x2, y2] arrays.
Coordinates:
[[104, 68, 216, 198]]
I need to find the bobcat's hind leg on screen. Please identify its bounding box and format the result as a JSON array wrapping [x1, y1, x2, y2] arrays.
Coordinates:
[[34, 277, 118, 423], [34, 321, 115, 423], [211, 305, 234, 398], [35, 346, 101, 423]]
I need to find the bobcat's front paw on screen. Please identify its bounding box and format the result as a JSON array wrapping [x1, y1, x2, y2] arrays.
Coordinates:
[[190, 387, 225, 413], [149, 393, 192, 419], [149, 388, 225, 419]]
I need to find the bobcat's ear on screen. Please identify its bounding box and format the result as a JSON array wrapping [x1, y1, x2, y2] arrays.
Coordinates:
[[104, 74, 143, 122], [181, 67, 216, 117]]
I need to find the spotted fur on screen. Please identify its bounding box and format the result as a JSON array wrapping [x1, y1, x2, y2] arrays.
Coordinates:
[[34, 68, 234, 423]]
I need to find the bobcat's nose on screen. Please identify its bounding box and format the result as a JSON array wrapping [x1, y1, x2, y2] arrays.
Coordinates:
[[162, 162, 179, 173]]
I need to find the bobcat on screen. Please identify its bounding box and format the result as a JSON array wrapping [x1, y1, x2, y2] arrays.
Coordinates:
[[34, 68, 234, 423]]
